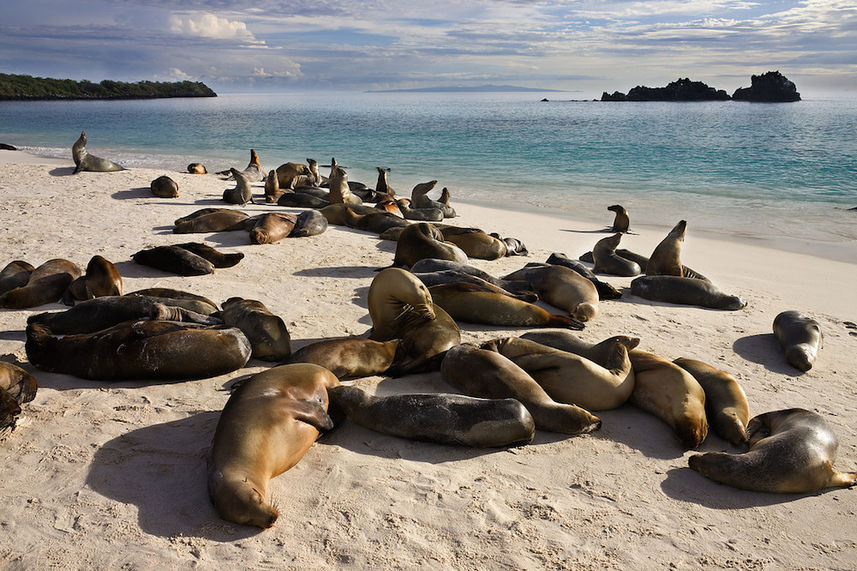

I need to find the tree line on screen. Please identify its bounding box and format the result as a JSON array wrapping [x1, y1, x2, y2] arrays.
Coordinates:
[[0, 74, 216, 100]]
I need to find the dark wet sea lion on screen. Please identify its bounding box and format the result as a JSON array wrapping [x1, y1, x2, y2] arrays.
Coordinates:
[[208, 364, 339, 528], [223, 168, 253, 205], [393, 223, 467, 268], [503, 264, 599, 322], [72, 131, 125, 173], [0, 259, 82, 309], [545, 253, 622, 300], [328, 385, 535, 447], [26, 320, 251, 380], [63, 255, 123, 304], [132, 246, 214, 276], [437, 226, 507, 260], [673, 357, 750, 446], [441, 343, 601, 435], [290, 210, 329, 237], [0, 261, 35, 296], [277, 192, 329, 208], [150, 175, 179, 198], [629, 350, 708, 449], [264, 169, 281, 203], [630, 275, 746, 310], [250, 213, 297, 245], [187, 163, 207, 174], [689, 408, 857, 493], [221, 297, 291, 361], [773, 310, 822, 372], [287, 337, 399, 378], [0, 361, 38, 430], [173, 208, 251, 234], [172, 242, 244, 268], [125, 288, 218, 312], [592, 233, 641, 277], [607, 204, 629, 232], [375, 167, 394, 197]]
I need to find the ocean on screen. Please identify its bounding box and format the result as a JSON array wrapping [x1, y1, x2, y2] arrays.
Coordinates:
[[1, 92, 855, 260]]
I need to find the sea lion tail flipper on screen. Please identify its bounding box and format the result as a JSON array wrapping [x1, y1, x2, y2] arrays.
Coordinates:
[[290, 401, 334, 432], [829, 470, 857, 488]]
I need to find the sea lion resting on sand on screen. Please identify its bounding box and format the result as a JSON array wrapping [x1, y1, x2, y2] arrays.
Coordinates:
[[436, 226, 507, 260], [773, 310, 822, 372], [689, 408, 857, 493], [187, 163, 207, 174], [415, 270, 536, 302], [0, 361, 38, 431], [674, 357, 749, 446], [250, 213, 297, 245], [223, 169, 253, 205], [410, 258, 536, 297], [393, 223, 467, 268], [287, 337, 399, 379], [544, 254, 622, 300], [0, 261, 35, 297], [276, 159, 320, 189], [63, 255, 122, 305], [72, 131, 125, 173], [150, 175, 179, 198], [132, 243, 243, 276], [208, 364, 339, 528], [173, 208, 252, 234], [220, 297, 291, 361], [630, 275, 746, 310], [592, 233, 641, 277], [290, 210, 329, 237], [0, 259, 82, 309], [504, 264, 599, 323]]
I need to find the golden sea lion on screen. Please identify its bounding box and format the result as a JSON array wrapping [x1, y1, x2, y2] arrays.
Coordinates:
[[504, 264, 599, 322], [393, 223, 468, 268], [647, 220, 690, 277], [250, 213, 297, 245], [264, 169, 281, 203], [287, 337, 399, 379], [367, 268, 435, 341], [436, 226, 507, 260], [327, 165, 362, 205], [63, 255, 123, 304]]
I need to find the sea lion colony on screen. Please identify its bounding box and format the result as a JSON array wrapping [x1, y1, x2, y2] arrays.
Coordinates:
[[0, 133, 853, 530]]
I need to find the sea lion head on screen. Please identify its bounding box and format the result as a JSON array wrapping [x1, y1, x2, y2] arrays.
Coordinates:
[[607, 204, 626, 214], [572, 302, 599, 323], [208, 471, 279, 529]]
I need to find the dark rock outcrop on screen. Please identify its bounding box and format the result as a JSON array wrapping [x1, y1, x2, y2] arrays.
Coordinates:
[[732, 71, 800, 102], [601, 78, 730, 102]]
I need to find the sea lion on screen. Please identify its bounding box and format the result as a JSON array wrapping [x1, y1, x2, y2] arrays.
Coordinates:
[[410, 258, 536, 297], [0, 259, 82, 309], [132, 246, 213, 276], [242, 149, 265, 182], [579, 249, 708, 280], [318, 203, 381, 226], [328, 385, 535, 448], [592, 233, 641, 277], [250, 213, 297, 245], [277, 192, 328, 209], [503, 265, 599, 322], [411, 180, 456, 218], [327, 166, 362, 205], [207, 364, 339, 528], [187, 163, 207, 174], [71, 131, 125, 173], [342, 208, 409, 235], [150, 175, 179, 198], [223, 169, 253, 205], [221, 297, 291, 361], [437, 226, 507, 260], [264, 169, 281, 203], [368, 268, 435, 341], [607, 205, 629, 232], [173, 208, 251, 234], [441, 343, 601, 435], [290, 210, 328, 237], [396, 198, 444, 222], [276, 160, 316, 189], [483, 336, 638, 411], [428, 283, 584, 329], [375, 199, 403, 217], [0, 361, 38, 430], [647, 220, 697, 277], [171, 242, 243, 268], [545, 253, 622, 300], [26, 321, 251, 380], [773, 310, 822, 372], [393, 223, 468, 268], [0, 261, 35, 296], [63, 255, 122, 304], [688, 408, 857, 493], [415, 270, 536, 302], [125, 288, 218, 312], [287, 337, 399, 378], [375, 167, 394, 197], [293, 185, 330, 199], [673, 357, 750, 446], [388, 303, 459, 376], [629, 350, 708, 449], [630, 276, 746, 310], [489, 233, 528, 256]]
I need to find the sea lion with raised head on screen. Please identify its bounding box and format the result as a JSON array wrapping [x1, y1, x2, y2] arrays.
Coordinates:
[[217, 149, 264, 182], [441, 343, 601, 435], [411, 180, 456, 218], [0, 259, 82, 309], [71, 131, 125, 173], [222, 168, 253, 205], [276, 160, 316, 189], [329, 385, 535, 447], [287, 337, 399, 378], [437, 226, 507, 260], [630, 275, 746, 310], [579, 248, 708, 280], [592, 233, 641, 277], [647, 220, 710, 279], [773, 310, 822, 372], [250, 213, 297, 245], [0, 361, 38, 431], [396, 198, 443, 222], [503, 264, 599, 322], [375, 167, 394, 197], [221, 297, 291, 361], [393, 223, 468, 268], [26, 320, 251, 380], [545, 253, 622, 300], [0, 261, 35, 296], [629, 350, 708, 449], [264, 169, 281, 203], [673, 357, 750, 446], [173, 208, 251, 234], [607, 205, 629, 233], [327, 166, 363, 205], [63, 255, 122, 304], [150, 175, 179, 198], [207, 364, 339, 528], [689, 408, 857, 493], [290, 210, 329, 237], [187, 163, 207, 174]]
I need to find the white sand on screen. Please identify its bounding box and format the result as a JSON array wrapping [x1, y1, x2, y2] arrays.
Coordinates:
[[1, 151, 855, 569]]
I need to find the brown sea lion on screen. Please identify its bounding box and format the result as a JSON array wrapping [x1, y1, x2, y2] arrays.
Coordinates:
[[368, 268, 435, 342], [187, 163, 207, 174], [393, 223, 468, 268], [375, 167, 395, 197], [388, 302, 461, 376], [416, 270, 536, 302], [207, 364, 339, 528], [437, 226, 507, 260], [396, 198, 444, 222], [607, 204, 629, 232], [503, 265, 599, 322], [250, 213, 297, 245], [0, 259, 83, 309], [592, 233, 641, 277], [375, 199, 403, 217], [343, 208, 409, 235], [328, 385, 535, 447], [287, 337, 399, 378], [150, 175, 179, 198], [441, 343, 601, 435], [0, 261, 35, 296], [63, 255, 123, 304], [647, 220, 690, 277], [630, 276, 746, 310], [71, 131, 125, 173], [545, 253, 622, 300], [483, 336, 638, 411], [773, 310, 822, 372], [580, 249, 708, 280], [242, 149, 265, 182], [277, 192, 329, 209], [689, 408, 857, 493], [125, 288, 218, 312], [673, 357, 750, 446], [0, 361, 38, 430], [264, 169, 281, 203], [327, 166, 362, 205], [173, 208, 251, 234], [26, 320, 251, 380], [319, 203, 383, 226], [222, 168, 253, 205], [629, 350, 708, 449], [221, 297, 291, 361], [290, 210, 329, 237], [132, 246, 213, 276], [276, 160, 315, 189], [411, 180, 456, 218], [410, 258, 537, 297]]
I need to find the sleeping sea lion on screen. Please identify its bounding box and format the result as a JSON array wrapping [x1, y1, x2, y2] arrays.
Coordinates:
[[545, 253, 622, 300], [221, 297, 291, 361], [437, 226, 507, 260], [290, 210, 329, 237], [773, 310, 822, 372], [0, 361, 38, 430], [150, 175, 179, 198], [342, 208, 409, 235], [173, 209, 251, 234], [287, 337, 399, 378], [250, 213, 297, 245], [0, 261, 35, 296], [503, 264, 599, 322], [187, 163, 207, 174], [393, 223, 468, 268], [0, 259, 82, 309], [630, 276, 746, 310]]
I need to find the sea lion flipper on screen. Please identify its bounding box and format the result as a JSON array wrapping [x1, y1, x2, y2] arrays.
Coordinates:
[[290, 400, 334, 432]]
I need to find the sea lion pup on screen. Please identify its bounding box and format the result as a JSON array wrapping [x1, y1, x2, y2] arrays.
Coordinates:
[[150, 175, 179, 198], [607, 204, 629, 232], [71, 131, 125, 173], [396, 198, 444, 222], [264, 169, 281, 203], [63, 255, 123, 304], [411, 180, 456, 218], [172, 242, 244, 268], [319, 203, 385, 226], [26, 320, 251, 380], [592, 233, 641, 277], [375, 199, 403, 217], [0, 259, 82, 309], [410, 258, 536, 297], [630, 275, 746, 310], [689, 408, 857, 493], [249, 213, 297, 245], [221, 297, 291, 361], [545, 253, 622, 300], [208, 364, 339, 528], [0, 261, 35, 296], [673, 358, 750, 446], [393, 223, 468, 268], [327, 166, 363, 205], [428, 283, 585, 329], [773, 310, 822, 372], [223, 168, 254, 205], [290, 210, 328, 237], [441, 343, 601, 435], [482, 336, 638, 411], [28, 295, 220, 334], [503, 264, 599, 323], [368, 268, 436, 342], [628, 350, 708, 449], [342, 208, 409, 235], [187, 163, 207, 174], [0, 361, 38, 431], [125, 288, 218, 312], [287, 337, 399, 378], [329, 385, 536, 448], [173, 208, 251, 234], [375, 167, 395, 197]]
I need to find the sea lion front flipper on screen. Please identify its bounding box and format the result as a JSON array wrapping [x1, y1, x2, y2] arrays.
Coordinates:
[[289, 400, 334, 432]]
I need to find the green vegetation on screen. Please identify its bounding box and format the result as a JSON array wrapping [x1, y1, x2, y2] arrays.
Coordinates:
[[0, 74, 216, 100]]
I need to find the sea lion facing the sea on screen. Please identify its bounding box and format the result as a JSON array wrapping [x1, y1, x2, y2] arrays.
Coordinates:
[[327, 166, 362, 205], [773, 310, 822, 372], [71, 131, 125, 173], [264, 169, 281, 203], [608, 205, 629, 233], [411, 181, 456, 218], [592, 233, 641, 277], [375, 167, 395, 197]]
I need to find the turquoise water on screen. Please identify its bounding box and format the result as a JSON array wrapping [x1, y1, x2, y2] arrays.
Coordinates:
[[2, 92, 856, 252]]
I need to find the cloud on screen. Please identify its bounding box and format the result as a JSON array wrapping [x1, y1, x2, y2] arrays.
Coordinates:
[[169, 12, 256, 40]]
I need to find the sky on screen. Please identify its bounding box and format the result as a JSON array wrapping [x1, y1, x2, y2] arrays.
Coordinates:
[[1, 1, 855, 97]]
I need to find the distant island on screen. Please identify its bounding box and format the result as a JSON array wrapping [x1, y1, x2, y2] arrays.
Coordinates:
[[601, 71, 800, 102], [367, 84, 566, 93], [0, 73, 217, 101]]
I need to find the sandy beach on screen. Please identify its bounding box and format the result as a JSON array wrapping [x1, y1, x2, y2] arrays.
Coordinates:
[[0, 149, 855, 569]]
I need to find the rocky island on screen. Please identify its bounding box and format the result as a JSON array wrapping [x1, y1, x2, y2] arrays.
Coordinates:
[[0, 74, 216, 100], [601, 72, 800, 102], [732, 71, 801, 102]]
